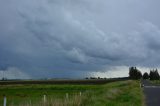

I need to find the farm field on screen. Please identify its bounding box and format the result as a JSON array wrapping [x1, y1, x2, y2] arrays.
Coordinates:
[[0, 80, 144, 106]]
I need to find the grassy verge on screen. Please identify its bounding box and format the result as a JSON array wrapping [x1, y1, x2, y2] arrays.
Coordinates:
[[0, 80, 144, 106], [150, 80, 160, 85]]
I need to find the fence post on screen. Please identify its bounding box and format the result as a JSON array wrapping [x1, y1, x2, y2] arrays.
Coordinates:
[[3, 96, 6, 106], [29, 100, 32, 105], [80, 92, 82, 96], [66, 93, 69, 99], [43, 95, 46, 103]]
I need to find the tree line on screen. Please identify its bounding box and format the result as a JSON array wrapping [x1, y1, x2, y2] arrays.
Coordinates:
[[129, 67, 160, 80]]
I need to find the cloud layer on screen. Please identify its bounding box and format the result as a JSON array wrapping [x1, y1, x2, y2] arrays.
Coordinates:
[[0, 0, 160, 78]]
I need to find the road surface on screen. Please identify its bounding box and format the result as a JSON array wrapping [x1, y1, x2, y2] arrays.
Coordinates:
[[142, 80, 160, 106]]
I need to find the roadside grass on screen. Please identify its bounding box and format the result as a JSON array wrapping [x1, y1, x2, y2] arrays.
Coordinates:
[[150, 80, 160, 85], [0, 80, 144, 106]]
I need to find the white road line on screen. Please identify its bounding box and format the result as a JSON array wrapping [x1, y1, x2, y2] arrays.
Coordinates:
[[144, 86, 160, 88]]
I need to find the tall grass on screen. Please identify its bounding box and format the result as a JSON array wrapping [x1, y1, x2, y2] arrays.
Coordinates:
[[9, 94, 82, 106], [0, 80, 144, 106]]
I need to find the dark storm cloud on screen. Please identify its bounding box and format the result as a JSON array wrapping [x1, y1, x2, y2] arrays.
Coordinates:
[[0, 0, 160, 78]]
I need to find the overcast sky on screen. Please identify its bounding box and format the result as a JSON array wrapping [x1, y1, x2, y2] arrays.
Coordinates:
[[0, 0, 160, 79]]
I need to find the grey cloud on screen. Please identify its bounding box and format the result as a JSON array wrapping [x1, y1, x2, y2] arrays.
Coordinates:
[[0, 67, 30, 79], [0, 0, 160, 78]]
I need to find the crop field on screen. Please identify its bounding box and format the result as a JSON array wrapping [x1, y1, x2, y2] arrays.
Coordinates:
[[0, 78, 128, 85], [0, 80, 144, 106]]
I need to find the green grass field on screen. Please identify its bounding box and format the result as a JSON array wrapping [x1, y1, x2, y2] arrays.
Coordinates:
[[0, 80, 144, 106], [150, 80, 160, 85]]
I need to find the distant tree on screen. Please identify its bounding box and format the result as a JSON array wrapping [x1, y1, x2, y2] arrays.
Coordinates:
[[143, 72, 149, 79], [129, 67, 142, 79], [85, 77, 89, 79], [149, 69, 160, 80], [90, 77, 96, 79], [129, 67, 135, 79]]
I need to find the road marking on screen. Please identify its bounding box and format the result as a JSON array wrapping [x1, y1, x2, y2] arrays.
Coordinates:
[[144, 86, 160, 88]]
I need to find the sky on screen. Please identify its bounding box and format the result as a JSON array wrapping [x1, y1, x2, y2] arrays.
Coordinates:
[[0, 0, 160, 79]]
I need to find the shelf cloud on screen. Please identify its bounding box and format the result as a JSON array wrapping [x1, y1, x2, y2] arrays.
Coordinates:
[[0, 0, 160, 78]]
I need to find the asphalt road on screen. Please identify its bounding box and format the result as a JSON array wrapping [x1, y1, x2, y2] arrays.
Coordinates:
[[142, 80, 160, 106]]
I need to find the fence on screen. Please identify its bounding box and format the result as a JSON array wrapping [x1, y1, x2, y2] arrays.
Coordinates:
[[2, 92, 82, 106]]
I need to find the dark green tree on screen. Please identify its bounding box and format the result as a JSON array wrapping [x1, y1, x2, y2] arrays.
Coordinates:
[[143, 72, 149, 79], [149, 69, 160, 80], [129, 67, 142, 79]]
